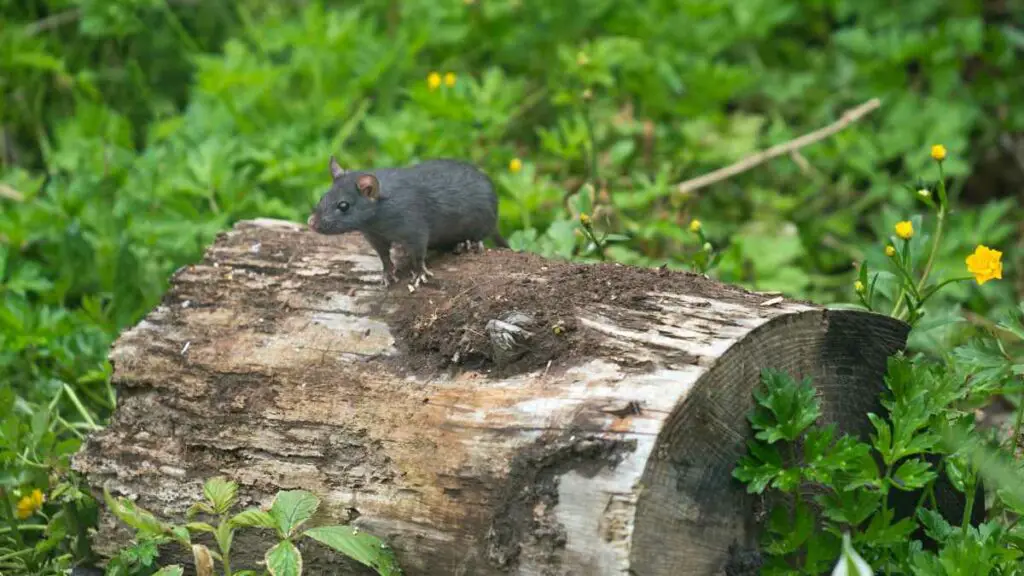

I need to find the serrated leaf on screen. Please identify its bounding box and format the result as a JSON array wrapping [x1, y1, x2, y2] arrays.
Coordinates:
[[803, 424, 836, 462], [152, 567, 185, 576], [817, 489, 881, 526], [304, 525, 402, 576], [230, 508, 278, 529], [997, 487, 1024, 516], [270, 490, 320, 537], [750, 369, 822, 444], [733, 440, 784, 494], [266, 540, 302, 576], [215, 521, 234, 558], [764, 501, 814, 555], [917, 509, 954, 543], [103, 489, 167, 537], [203, 476, 239, 514], [188, 501, 216, 518], [170, 525, 191, 547], [868, 413, 893, 464], [891, 458, 936, 491], [186, 522, 217, 534]]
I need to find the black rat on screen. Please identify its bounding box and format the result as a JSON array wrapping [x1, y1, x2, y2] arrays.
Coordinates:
[[307, 156, 508, 289]]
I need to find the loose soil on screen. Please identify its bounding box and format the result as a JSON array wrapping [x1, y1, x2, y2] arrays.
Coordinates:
[[385, 247, 800, 377]]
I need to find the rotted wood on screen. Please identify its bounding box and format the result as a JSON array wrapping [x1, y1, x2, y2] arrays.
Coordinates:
[[72, 218, 910, 575]]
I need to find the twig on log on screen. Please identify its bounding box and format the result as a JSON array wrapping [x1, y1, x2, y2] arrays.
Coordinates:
[[675, 98, 882, 196]]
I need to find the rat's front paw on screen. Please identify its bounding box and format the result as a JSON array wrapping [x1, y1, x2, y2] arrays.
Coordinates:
[[381, 269, 399, 288], [406, 265, 434, 292]]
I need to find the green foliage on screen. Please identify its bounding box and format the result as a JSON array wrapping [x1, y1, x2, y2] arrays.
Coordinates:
[[105, 477, 401, 576], [734, 354, 1024, 575], [0, 0, 1022, 572]]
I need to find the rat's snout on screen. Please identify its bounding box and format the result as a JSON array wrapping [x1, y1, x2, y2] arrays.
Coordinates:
[[307, 213, 318, 230]]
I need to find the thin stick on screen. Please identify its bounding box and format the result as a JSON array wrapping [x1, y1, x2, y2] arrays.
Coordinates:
[[675, 98, 882, 195], [25, 0, 200, 36]]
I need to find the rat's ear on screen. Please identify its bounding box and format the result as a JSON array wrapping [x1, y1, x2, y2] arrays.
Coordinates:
[[356, 174, 380, 200], [329, 156, 346, 180]]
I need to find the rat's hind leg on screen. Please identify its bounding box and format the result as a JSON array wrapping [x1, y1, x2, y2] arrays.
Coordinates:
[[404, 237, 434, 292]]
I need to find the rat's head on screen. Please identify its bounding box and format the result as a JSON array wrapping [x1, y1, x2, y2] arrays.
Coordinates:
[[307, 156, 381, 235]]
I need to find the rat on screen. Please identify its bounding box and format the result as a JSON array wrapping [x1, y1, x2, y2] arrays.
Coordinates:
[[307, 156, 508, 290]]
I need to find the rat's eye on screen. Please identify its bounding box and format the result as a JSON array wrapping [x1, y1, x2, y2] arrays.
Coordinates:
[[336, 201, 350, 212]]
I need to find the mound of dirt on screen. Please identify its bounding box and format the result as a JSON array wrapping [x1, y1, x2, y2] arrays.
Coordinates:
[[385, 248, 789, 377]]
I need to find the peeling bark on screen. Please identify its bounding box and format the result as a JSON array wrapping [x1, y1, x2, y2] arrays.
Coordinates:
[[73, 218, 910, 575]]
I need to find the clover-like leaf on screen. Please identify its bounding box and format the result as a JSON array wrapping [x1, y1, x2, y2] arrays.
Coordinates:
[[266, 540, 302, 576], [203, 476, 239, 515], [270, 490, 320, 537], [304, 525, 403, 576], [230, 508, 278, 529]]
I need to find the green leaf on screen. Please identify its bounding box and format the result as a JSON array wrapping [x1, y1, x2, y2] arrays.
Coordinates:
[[997, 486, 1024, 516], [864, 508, 918, 546], [304, 525, 403, 576], [732, 440, 784, 494], [817, 489, 881, 526], [270, 490, 320, 537], [764, 501, 814, 556], [917, 509, 954, 544], [891, 458, 937, 491], [266, 540, 302, 576], [749, 369, 821, 444], [868, 413, 893, 464], [230, 508, 278, 529], [103, 489, 168, 538], [215, 521, 235, 559], [186, 522, 217, 534], [169, 525, 191, 547], [152, 567, 185, 576], [203, 476, 239, 515]]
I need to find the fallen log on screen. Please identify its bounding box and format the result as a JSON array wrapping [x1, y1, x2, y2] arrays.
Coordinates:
[[73, 218, 910, 575]]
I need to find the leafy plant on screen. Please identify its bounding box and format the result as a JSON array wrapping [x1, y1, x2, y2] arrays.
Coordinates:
[[734, 358, 1024, 574], [104, 476, 401, 576]]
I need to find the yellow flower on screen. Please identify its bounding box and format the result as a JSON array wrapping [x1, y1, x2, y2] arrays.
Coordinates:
[[508, 158, 522, 173], [15, 489, 45, 519], [580, 213, 591, 226], [930, 144, 947, 161], [427, 72, 441, 91], [895, 220, 914, 240], [689, 219, 701, 233], [444, 72, 456, 87], [854, 281, 865, 294], [885, 245, 896, 257], [966, 245, 1003, 285]]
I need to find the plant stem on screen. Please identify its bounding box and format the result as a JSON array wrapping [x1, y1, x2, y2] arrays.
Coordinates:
[[962, 481, 976, 531], [0, 523, 46, 534], [917, 162, 948, 294]]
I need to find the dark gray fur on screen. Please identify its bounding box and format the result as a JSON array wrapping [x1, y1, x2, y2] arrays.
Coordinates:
[[308, 157, 508, 287]]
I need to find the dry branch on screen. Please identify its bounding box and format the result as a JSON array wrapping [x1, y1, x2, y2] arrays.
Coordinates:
[[675, 98, 882, 195]]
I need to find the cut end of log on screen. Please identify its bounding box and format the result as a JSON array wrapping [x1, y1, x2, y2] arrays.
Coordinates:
[[73, 218, 910, 575]]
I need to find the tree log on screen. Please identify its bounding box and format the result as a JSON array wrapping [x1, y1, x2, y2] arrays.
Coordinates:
[[73, 218, 910, 575]]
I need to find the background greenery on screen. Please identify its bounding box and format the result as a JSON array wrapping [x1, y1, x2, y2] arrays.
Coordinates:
[[1, 0, 1023, 573]]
